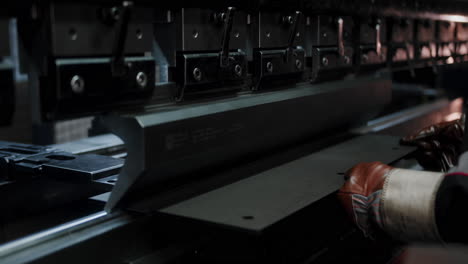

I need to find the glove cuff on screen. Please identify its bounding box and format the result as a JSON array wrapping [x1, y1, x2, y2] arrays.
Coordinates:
[[381, 169, 445, 242]]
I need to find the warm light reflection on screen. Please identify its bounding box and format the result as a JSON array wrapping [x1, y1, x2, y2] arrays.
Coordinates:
[[447, 57, 455, 64], [444, 112, 462, 122], [421, 46, 431, 59], [451, 98, 464, 112], [440, 15, 468, 23], [459, 44, 468, 55], [445, 98, 464, 122]]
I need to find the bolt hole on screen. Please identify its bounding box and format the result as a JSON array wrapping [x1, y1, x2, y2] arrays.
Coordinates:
[[243, 216, 254, 220], [107, 179, 117, 183], [69, 28, 78, 40], [136, 29, 143, 39]]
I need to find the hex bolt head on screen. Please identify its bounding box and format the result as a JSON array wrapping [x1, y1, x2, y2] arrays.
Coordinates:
[[234, 64, 243, 77], [266, 62, 274, 73], [193, 68, 203, 81], [321, 57, 329, 67], [295, 59, 303, 70], [70, 75, 85, 94], [136, 72, 148, 88]]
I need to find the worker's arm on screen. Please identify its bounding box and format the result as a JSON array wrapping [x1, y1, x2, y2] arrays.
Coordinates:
[[338, 155, 468, 244]]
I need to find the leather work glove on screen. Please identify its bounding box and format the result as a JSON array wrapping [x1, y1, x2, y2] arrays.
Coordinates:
[[400, 119, 464, 172], [338, 162, 445, 242]]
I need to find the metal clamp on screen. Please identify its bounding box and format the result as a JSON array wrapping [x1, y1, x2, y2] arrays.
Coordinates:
[[375, 19, 382, 57], [286, 11, 302, 61], [405, 42, 416, 77], [220, 7, 236, 68], [111, 1, 134, 77], [337, 17, 345, 57]]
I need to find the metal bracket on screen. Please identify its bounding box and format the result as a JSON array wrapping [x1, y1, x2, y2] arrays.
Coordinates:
[[360, 45, 386, 67], [253, 48, 305, 90], [311, 46, 353, 82], [176, 51, 246, 100], [175, 7, 247, 100]]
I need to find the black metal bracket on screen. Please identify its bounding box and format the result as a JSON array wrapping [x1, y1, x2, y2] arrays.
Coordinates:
[[176, 51, 247, 101], [311, 46, 353, 82], [252, 11, 304, 90], [253, 48, 305, 90], [175, 7, 247, 101]]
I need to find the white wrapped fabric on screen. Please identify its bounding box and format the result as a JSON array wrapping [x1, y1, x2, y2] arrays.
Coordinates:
[[381, 169, 445, 242]]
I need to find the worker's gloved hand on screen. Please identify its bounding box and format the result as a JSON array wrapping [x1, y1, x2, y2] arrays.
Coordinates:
[[400, 119, 464, 172], [337, 162, 393, 238], [338, 162, 445, 242]]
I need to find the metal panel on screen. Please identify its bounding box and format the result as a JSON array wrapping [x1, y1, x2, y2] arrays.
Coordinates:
[[360, 18, 387, 45], [456, 23, 468, 41], [161, 135, 414, 232], [181, 8, 248, 51], [310, 16, 353, 46], [175, 51, 247, 98], [416, 20, 435, 43], [51, 3, 153, 56], [391, 18, 414, 43], [257, 12, 305, 48], [42, 56, 155, 120], [438, 20, 456, 43]]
